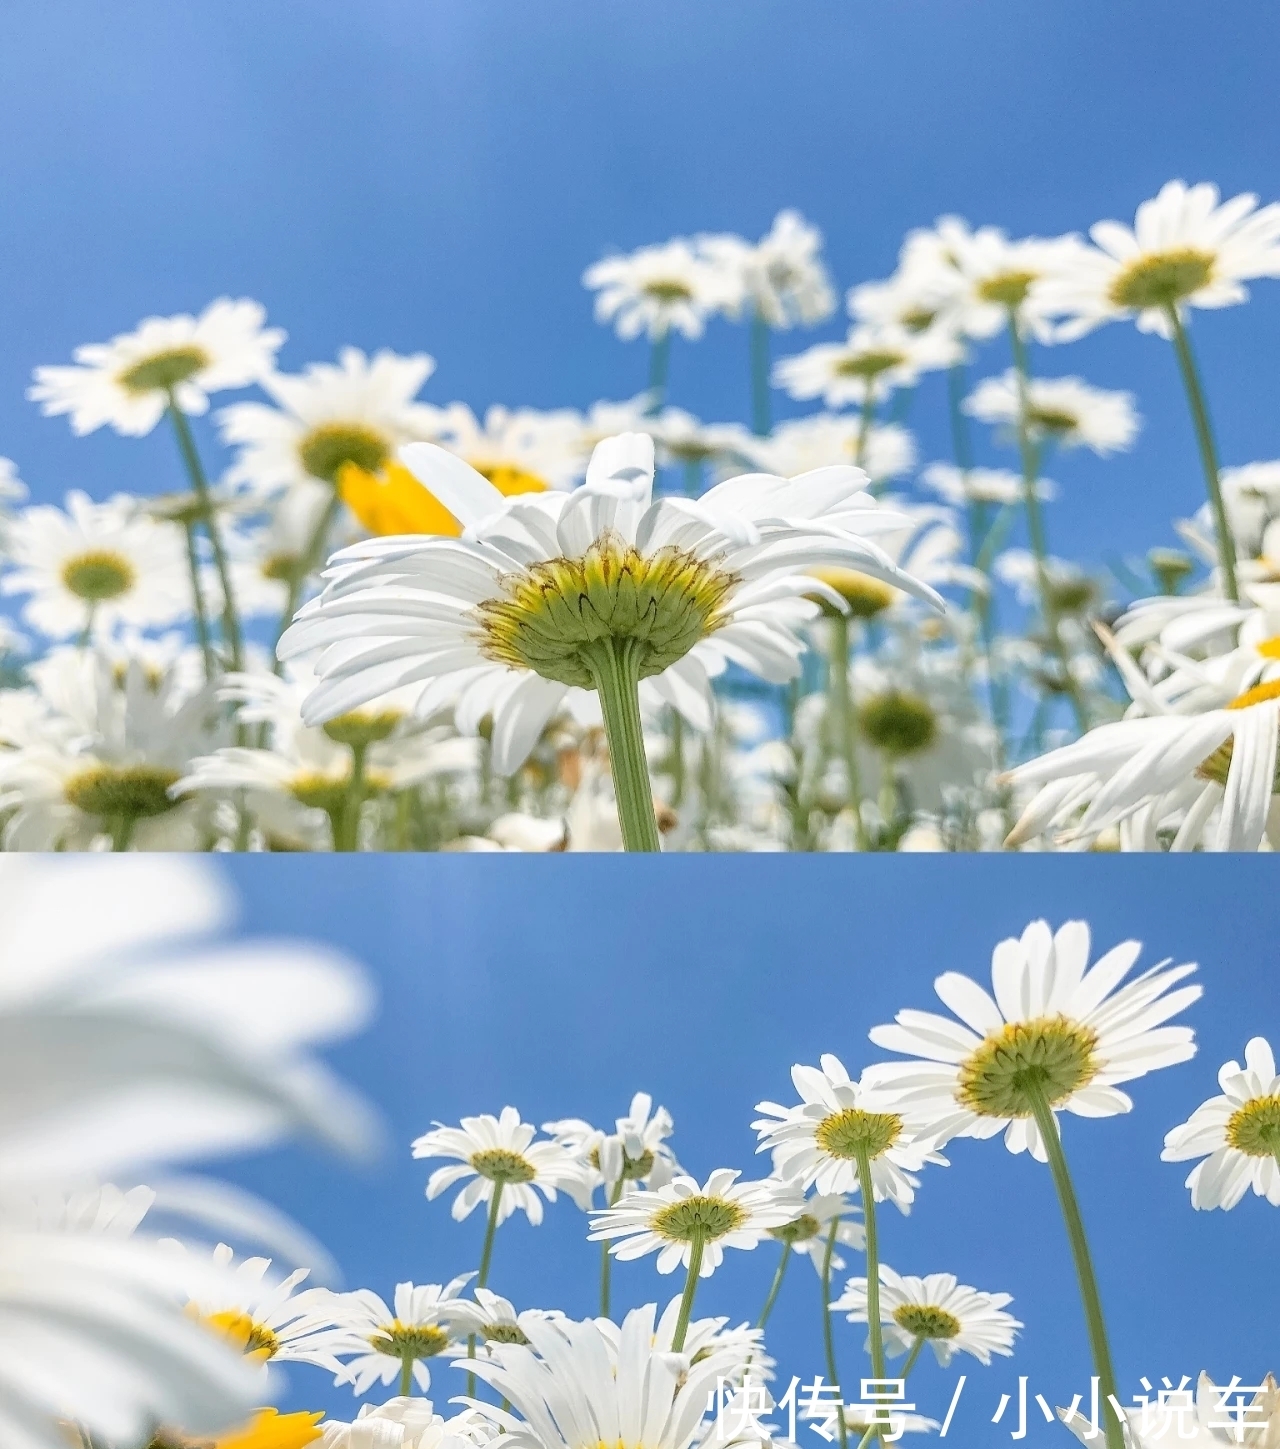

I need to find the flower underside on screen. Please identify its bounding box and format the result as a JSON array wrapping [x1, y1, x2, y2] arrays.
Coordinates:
[[1108, 248, 1215, 311], [589, 1144, 655, 1180], [62, 549, 136, 602], [299, 423, 391, 484], [859, 690, 938, 758], [322, 709, 403, 748], [474, 530, 737, 690], [204, 1309, 281, 1360], [643, 280, 693, 303], [1225, 1095, 1280, 1158], [64, 764, 182, 820], [976, 271, 1038, 308], [1026, 406, 1082, 435], [892, 1303, 962, 1340], [807, 568, 896, 619], [117, 345, 210, 394], [901, 307, 938, 333], [470, 1147, 538, 1184], [650, 1193, 747, 1242], [769, 1212, 821, 1245], [814, 1106, 905, 1161], [368, 1320, 451, 1360], [956, 1015, 1100, 1118], [290, 769, 390, 814], [835, 350, 906, 379], [482, 1321, 530, 1345]]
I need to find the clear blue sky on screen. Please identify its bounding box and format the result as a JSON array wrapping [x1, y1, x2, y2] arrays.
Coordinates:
[[2, 3, 1280, 582], [213, 856, 1275, 1434]]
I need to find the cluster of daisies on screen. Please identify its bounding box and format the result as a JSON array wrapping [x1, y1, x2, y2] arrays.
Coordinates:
[[40, 907, 1277, 1449], [5, 181, 1280, 849]]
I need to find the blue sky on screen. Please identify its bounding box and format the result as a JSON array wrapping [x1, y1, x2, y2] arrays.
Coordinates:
[[2, 3, 1280, 586], [211, 856, 1275, 1437]]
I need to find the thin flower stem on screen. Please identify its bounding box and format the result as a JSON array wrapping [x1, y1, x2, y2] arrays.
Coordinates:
[[1024, 1082, 1124, 1449], [647, 331, 671, 414], [900, 1335, 925, 1383], [756, 1240, 792, 1331], [337, 742, 368, 852], [671, 1233, 705, 1352], [78, 605, 97, 650], [854, 1147, 886, 1383], [166, 395, 243, 670], [467, 1180, 505, 1397], [855, 393, 876, 472], [399, 1355, 415, 1396], [827, 613, 868, 849], [180, 520, 216, 678], [821, 1218, 849, 1449], [682, 459, 702, 497], [584, 638, 662, 852], [750, 311, 772, 437], [600, 1177, 624, 1318], [110, 813, 137, 852], [275, 488, 343, 670], [1166, 306, 1239, 602]]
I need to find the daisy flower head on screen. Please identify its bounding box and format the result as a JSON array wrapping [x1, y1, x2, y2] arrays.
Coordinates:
[[412, 1107, 592, 1225], [753, 1055, 946, 1212], [766, 1190, 865, 1274], [699, 210, 837, 329], [750, 415, 917, 488], [831, 1264, 1021, 1367], [646, 409, 759, 479], [847, 229, 966, 344], [28, 298, 283, 437], [588, 1169, 803, 1277], [932, 219, 1087, 343], [921, 464, 1054, 509], [773, 323, 957, 408], [964, 372, 1141, 456], [1162, 1036, 1280, 1210], [643, 1297, 774, 1384], [309, 1277, 474, 1396], [2, 491, 192, 639], [444, 1288, 557, 1351], [320, 1399, 493, 1449], [543, 1091, 679, 1200], [864, 920, 1201, 1161], [583, 238, 732, 341], [1041, 180, 1280, 341], [425, 402, 586, 495]]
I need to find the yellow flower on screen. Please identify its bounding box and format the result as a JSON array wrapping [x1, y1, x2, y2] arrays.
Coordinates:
[[211, 1409, 325, 1449], [338, 458, 547, 537]]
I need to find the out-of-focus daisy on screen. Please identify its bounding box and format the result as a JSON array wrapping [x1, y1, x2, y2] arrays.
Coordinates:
[[699, 210, 837, 329], [647, 409, 759, 482], [543, 1092, 679, 1201], [773, 323, 956, 408], [864, 919, 1200, 1160], [930, 219, 1086, 343], [922, 463, 1056, 508], [413, 1107, 592, 1225], [964, 372, 1141, 455], [3, 491, 192, 639], [28, 299, 283, 437], [425, 402, 586, 493], [767, 1190, 865, 1273], [583, 239, 731, 342], [444, 1288, 555, 1351], [320, 1398, 492, 1449], [1162, 1036, 1280, 1209], [750, 415, 917, 487], [832, 1264, 1021, 1366]]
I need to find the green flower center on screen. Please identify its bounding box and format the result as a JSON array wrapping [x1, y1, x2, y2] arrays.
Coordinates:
[[901, 307, 938, 333], [470, 1147, 538, 1184], [298, 423, 391, 483], [64, 765, 182, 821], [482, 1322, 530, 1345], [117, 345, 210, 394], [650, 1193, 747, 1243], [61, 550, 136, 602], [957, 1015, 1100, 1118], [323, 709, 403, 748], [814, 1107, 904, 1161], [367, 1321, 451, 1360], [1046, 576, 1097, 615], [589, 1144, 656, 1181], [1026, 406, 1081, 435], [976, 271, 1038, 308], [261, 552, 300, 583], [892, 1303, 962, 1340], [859, 690, 937, 758], [643, 280, 694, 303], [474, 530, 737, 690], [769, 1212, 822, 1245], [1225, 1095, 1280, 1158], [1108, 248, 1215, 310], [835, 349, 907, 379]]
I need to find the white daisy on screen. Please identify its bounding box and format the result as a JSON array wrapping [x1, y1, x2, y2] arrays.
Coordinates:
[[583, 239, 731, 341], [847, 226, 967, 343], [753, 1055, 946, 1212], [413, 1107, 593, 1225], [863, 919, 1201, 1161], [588, 1169, 803, 1277], [28, 298, 283, 437], [766, 1190, 865, 1274], [831, 1264, 1021, 1366], [749, 415, 917, 486], [1162, 1036, 1280, 1210], [964, 372, 1141, 455], [647, 409, 760, 479], [921, 463, 1055, 508], [427, 402, 588, 493], [543, 1091, 679, 1200], [773, 323, 956, 408], [699, 210, 837, 329], [444, 1288, 557, 1350], [1041, 180, 1280, 341], [635, 1296, 775, 1385], [2, 491, 192, 639], [321, 1397, 494, 1449]]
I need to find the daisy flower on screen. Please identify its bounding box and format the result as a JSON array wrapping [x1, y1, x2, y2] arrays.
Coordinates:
[[2, 491, 192, 639], [753, 1054, 947, 1212], [320, 1398, 493, 1449], [964, 372, 1141, 455], [445, 1288, 556, 1350], [412, 1107, 592, 1225], [863, 919, 1201, 1160], [642, 1297, 775, 1384], [766, 1190, 865, 1273], [588, 1168, 803, 1277], [921, 464, 1055, 508], [773, 323, 956, 408], [831, 1264, 1021, 1366], [699, 210, 837, 329], [308, 1277, 474, 1396], [583, 239, 731, 342], [427, 402, 587, 493], [749, 415, 917, 487], [543, 1091, 679, 1201], [847, 227, 966, 343], [1162, 1036, 1280, 1209], [28, 298, 283, 437], [647, 409, 759, 481], [278, 432, 941, 851]]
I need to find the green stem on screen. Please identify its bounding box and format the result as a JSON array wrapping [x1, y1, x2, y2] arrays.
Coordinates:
[[110, 813, 137, 852], [668, 708, 686, 809], [855, 1147, 886, 1383], [900, 1334, 925, 1383], [275, 488, 343, 670], [671, 1233, 705, 1352], [1166, 306, 1239, 602], [583, 638, 661, 852], [167, 396, 242, 670], [78, 605, 97, 650], [681, 458, 702, 497], [756, 1240, 792, 1331], [855, 393, 876, 472], [827, 613, 867, 849], [337, 742, 367, 852], [750, 311, 771, 437], [821, 1218, 849, 1449], [180, 518, 216, 678], [600, 1177, 624, 1318], [1023, 1082, 1124, 1449], [467, 1180, 505, 1396], [646, 331, 671, 414], [399, 1354, 415, 1396]]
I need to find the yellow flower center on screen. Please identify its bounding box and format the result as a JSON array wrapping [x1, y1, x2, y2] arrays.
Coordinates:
[[1225, 1094, 1280, 1158], [643, 279, 694, 303], [151, 1409, 326, 1449], [474, 530, 737, 690], [901, 307, 938, 333], [834, 349, 907, 379], [338, 458, 548, 538], [976, 271, 1039, 308], [957, 1016, 1100, 1118], [470, 1147, 538, 1184], [482, 1321, 531, 1345], [323, 709, 403, 748], [1255, 636, 1280, 660], [892, 1303, 962, 1340], [299, 423, 391, 484], [64, 764, 182, 821], [290, 767, 390, 814], [1026, 405, 1082, 435], [806, 568, 897, 619], [204, 1309, 282, 1360], [769, 1212, 822, 1245], [117, 345, 210, 394], [61, 549, 136, 602], [859, 690, 938, 758], [367, 1320, 452, 1360], [1108, 248, 1215, 311], [650, 1193, 747, 1242], [261, 551, 300, 582], [814, 1106, 904, 1161], [1228, 678, 1280, 710]]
